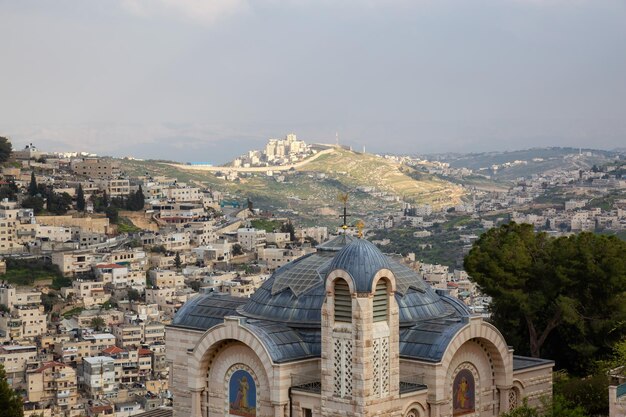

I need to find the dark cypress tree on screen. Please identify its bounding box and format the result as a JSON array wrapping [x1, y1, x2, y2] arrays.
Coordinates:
[[28, 171, 38, 196], [76, 184, 86, 211], [174, 252, 182, 270], [134, 185, 145, 211]]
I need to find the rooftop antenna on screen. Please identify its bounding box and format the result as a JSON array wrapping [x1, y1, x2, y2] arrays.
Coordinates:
[[336, 132, 339, 147], [337, 192, 351, 233]]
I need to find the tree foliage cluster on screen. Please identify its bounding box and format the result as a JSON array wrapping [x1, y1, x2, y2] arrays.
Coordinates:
[[0, 363, 23, 417], [464, 222, 626, 375], [24, 172, 72, 214], [0, 179, 18, 202], [90, 186, 145, 224], [3, 258, 65, 287], [501, 396, 585, 417], [0, 136, 12, 163]]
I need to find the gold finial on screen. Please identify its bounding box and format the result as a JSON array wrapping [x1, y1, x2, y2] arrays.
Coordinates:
[[355, 220, 365, 238]]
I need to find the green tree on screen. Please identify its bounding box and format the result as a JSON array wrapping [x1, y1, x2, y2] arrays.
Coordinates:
[[21, 196, 44, 214], [464, 223, 626, 374], [547, 394, 586, 417], [280, 221, 296, 241], [232, 243, 244, 256], [28, 171, 38, 196], [90, 316, 106, 331], [500, 399, 538, 417], [0, 137, 12, 163], [554, 373, 608, 416], [127, 288, 141, 302], [76, 184, 86, 211], [45, 191, 72, 215], [0, 363, 24, 417], [105, 206, 119, 224], [0, 180, 18, 201], [130, 186, 145, 211], [174, 252, 182, 269]]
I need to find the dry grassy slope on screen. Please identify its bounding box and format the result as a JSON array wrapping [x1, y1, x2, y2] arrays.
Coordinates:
[[300, 148, 464, 206]]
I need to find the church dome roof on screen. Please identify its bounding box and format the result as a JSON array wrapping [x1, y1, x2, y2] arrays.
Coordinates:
[[327, 238, 391, 292], [238, 236, 462, 327]]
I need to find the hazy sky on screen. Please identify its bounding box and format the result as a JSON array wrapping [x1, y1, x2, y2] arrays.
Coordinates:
[[1, 0, 625, 163]]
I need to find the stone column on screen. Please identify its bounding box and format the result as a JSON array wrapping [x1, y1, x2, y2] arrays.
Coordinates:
[[498, 385, 512, 414], [273, 402, 287, 417], [190, 388, 203, 417], [427, 399, 449, 417]]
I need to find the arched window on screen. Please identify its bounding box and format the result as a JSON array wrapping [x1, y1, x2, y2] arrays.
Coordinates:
[[508, 387, 519, 410], [334, 279, 351, 323], [373, 279, 388, 322], [372, 279, 390, 397]]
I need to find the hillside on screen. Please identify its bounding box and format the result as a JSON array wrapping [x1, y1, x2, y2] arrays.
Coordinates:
[[431, 147, 621, 180], [119, 147, 464, 226], [299, 148, 463, 205]]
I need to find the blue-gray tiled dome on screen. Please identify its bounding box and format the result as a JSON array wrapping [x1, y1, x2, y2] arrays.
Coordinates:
[[328, 238, 391, 292], [238, 237, 460, 326], [171, 235, 471, 363]]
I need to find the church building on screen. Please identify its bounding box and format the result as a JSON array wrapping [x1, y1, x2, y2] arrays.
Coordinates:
[[166, 235, 553, 417]]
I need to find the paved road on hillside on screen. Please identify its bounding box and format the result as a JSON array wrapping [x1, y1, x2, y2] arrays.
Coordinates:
[[164, 148, 335, 173]]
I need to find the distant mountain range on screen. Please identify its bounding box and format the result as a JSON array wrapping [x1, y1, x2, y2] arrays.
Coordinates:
[[425, 147, 623, 180]]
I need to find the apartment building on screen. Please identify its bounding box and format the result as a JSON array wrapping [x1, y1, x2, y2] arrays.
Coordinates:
[[71, 158, 120, 179], [101, 346, 153, 384], [0, 202, 34, 254], [148, 269, 185, 289], [258, 247, 305, 270], [265, 231, 291, 247], [236, 227, 267, 251], [0, 284, 41, 310], [103, 248, 147, 267], [61, 279, 109, 307], [0, 345, 38, 386], [55, 333, 116, 364], [186, 220, 218, 246], [52, 250, 96, 276], [100, 178, 131, 197], [113, 324, 143, 348], [155, 203, 204, 224], [36, 225, 73, 242], [83, 356, 117, 399], [12, 304, 46, 339], [26, 362, 78, 411], [163, 186, 201, 202]]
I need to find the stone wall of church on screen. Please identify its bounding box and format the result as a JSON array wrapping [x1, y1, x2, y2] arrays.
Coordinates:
[[512, 364, 553, 411], [443, 340, 500, 417], [205, 341, 274, 417], [165, 326, 203, 417]]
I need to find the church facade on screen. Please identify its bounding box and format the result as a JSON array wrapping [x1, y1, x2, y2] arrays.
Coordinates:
[[166, 236, 553, 417]]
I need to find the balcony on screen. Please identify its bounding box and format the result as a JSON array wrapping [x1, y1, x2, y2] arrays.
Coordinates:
[[399, 374, 427, 394], [290, 374, 321, 394]]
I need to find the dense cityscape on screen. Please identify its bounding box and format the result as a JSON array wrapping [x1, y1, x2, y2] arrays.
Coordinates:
[[3, 1, 626, 417], [0, 134, 624, 416]]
